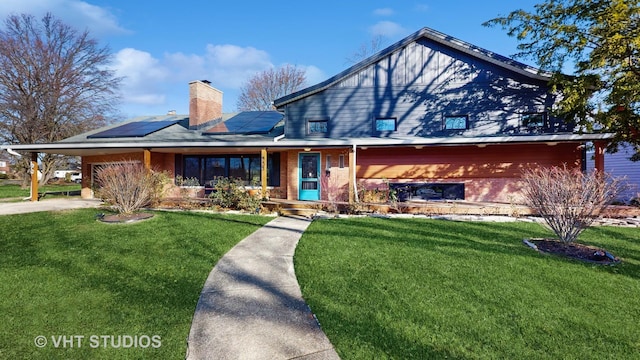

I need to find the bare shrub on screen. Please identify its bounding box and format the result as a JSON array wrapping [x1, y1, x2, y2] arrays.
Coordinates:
[[320, 174, 347, 213], [95, 163, 169, 214], [521, 166, 626, 243]]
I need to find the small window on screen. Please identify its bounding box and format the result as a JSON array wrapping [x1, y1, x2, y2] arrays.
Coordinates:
[[444, 115, 468, 130], [338, 154, 345, 169], [308, 120, 328, 135], [326, 155, 331, 170], [522, 113, 546, 128], [375, 118, 397, 132]]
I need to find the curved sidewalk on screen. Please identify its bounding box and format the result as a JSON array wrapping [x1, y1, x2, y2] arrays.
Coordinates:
[[186, 215, 340, 360]]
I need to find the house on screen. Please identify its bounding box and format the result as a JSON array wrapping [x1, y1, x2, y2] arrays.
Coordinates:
[[1, 27, 611, 203], [586, 144, 640, 203], [0, 157, 10, 176]]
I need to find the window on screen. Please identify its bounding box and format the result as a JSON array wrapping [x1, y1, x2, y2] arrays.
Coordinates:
[[326, 155, 331, 170], [444, 115, 468, 130], [338, 154, 345, 169], [522, 113, 546, 129], [0, 161, 6, 167], [181, 153, 280, 187], [375, 118, 397, 132], [308, 120, 328, 135]]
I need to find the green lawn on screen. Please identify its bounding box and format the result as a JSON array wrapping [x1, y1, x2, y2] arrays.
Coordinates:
[[0, 209, 270, 359], [0, 183, 81, 199], [295, 218, 640, 359]]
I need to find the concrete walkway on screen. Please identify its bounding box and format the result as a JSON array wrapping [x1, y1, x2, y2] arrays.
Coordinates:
[[0, 198, 103, 215], [186, 215, 340, 360]]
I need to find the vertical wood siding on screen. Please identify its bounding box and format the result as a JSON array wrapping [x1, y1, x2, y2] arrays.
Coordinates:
[[284, 37, 564, 139], [586, 145, 640, 201]]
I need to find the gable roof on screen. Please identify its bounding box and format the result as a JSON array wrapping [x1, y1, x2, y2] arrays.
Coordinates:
[[274, 26, 551, 108]]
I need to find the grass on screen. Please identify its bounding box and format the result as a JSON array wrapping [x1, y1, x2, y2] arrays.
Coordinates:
[[0, 209, 271, 359], [0, 183, 81, 199], [294, 217, 640, 359]]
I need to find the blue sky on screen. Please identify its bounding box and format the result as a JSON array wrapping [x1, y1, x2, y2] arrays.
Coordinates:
[[0, 1, 540, 119]]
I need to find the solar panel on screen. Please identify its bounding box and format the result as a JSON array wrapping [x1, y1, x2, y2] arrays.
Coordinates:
[[204, 111, 282, 135], [88, 120, 178, 138]]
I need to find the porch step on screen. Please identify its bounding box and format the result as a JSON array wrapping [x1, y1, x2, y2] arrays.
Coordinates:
[[279, 207, 319, 218]]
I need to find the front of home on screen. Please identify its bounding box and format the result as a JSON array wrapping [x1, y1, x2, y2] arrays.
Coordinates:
[[1, 27, 611, 204]]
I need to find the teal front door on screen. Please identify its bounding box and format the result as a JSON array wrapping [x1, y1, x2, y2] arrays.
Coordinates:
[[299, 153, 320, 200]]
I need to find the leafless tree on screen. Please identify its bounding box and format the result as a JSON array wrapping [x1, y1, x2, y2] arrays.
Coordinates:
[[237, 64, 307, 111], [345, 35, 384, 65], [0, 13, 122, 186], [521, 166, 627, 243]]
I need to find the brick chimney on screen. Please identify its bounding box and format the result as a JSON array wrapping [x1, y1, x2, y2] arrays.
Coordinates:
[[189, 80, 223, 129]]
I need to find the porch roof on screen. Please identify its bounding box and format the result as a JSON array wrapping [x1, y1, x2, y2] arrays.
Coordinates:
[[2, 132, 613, 157]]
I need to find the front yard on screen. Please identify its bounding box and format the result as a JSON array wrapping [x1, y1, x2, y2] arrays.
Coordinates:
[[2, 205, 639, 359], [294, 217, 640, 359], [0, 209, 270, 359]]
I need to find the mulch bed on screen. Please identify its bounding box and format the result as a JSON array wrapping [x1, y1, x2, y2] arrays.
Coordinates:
[[524, 238, 621, 265], [97, 212, 154, 223]]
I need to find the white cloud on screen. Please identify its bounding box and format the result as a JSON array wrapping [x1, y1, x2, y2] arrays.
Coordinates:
[[300, 65, 326, 86], [112, 44, 278, 108], [373, 8, 394, 16], [164, 44, 274, 89], [369, 21, 406, 38], [113, 48, 170, 105], [0, 0, 128, 36], [204, 44, 273, 88]]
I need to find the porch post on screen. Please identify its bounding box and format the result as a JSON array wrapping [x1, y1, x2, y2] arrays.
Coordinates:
[[143, 149, 151, 171], [349, 145, 357, 203], [594, 140, 606, 173], [261, 148, 268, 198], [30, 152, 38, 202]]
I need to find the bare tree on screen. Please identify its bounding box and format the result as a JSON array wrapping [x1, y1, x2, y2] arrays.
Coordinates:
[[345, 35, 384, 65], [237, 64, 307, 111], [521, 166, 626, 243], [0, 13, 122, 186]]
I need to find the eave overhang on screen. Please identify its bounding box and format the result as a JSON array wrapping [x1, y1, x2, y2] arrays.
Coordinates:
[[1, 133, 614, 157]]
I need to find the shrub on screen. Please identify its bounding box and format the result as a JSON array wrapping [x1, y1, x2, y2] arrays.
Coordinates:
[[95, 163, 169, 214], [320, 174, 347, 213], [521, 166, 626, 243], [208, 177, 262, 212]]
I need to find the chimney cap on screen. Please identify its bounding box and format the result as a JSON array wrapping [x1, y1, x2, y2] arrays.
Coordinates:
[[201, 80, 211, 84]]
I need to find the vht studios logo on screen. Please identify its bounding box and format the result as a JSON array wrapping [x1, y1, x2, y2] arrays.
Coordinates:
[[34, 334, 161, 349]]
